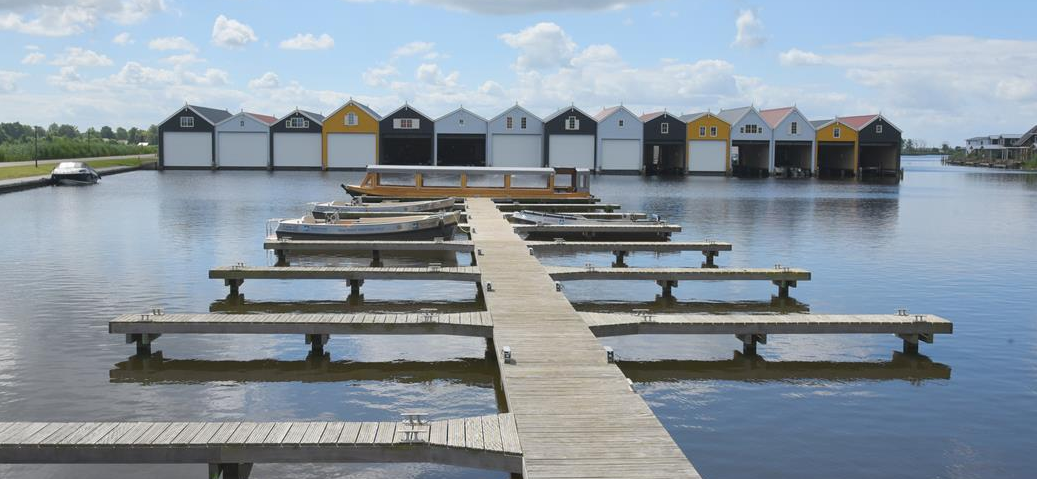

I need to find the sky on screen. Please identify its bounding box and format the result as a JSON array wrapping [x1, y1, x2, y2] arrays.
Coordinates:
[[2, 0, 1036, 145]]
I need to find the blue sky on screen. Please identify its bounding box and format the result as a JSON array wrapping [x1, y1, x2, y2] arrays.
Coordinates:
[[2, 0, 1036, 145]]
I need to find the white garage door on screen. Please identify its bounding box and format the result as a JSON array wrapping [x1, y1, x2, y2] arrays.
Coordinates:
[[491, 134, 541, 167], [327, 133, 376, 169], [688, 140, 727, 173], [163, 132, 211, 168], [218, 132, 268, 168], [600, 139, 640, 171], [549, 135, 594, 169], [273, 133, 321, 168]]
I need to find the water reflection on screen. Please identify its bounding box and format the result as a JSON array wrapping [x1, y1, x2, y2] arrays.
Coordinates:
[[619, 351, 951, 383], [111, 354, 498, 387]]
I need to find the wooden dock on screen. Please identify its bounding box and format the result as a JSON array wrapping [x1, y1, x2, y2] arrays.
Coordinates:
[[496, 203, 620, 212], [466, 198, 702, 478], [512, 223, 681, 240], [581, 312, 952, 354], [262, 238, 473, 265], [0, 414, 522, 474], [527, 240, 732, 266], [209, 266, 481, 295], [547, 266, 811, 298], [110, 312, 493, 355]]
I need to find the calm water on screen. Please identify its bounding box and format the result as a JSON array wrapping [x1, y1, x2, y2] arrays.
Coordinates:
[[0, 156, 1034, 478]]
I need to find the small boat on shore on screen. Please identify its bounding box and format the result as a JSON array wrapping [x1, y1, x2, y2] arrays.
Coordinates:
[[511, 210, 662, 225], [312, 196, 456, 219], [274, 211, 460, 240], [50, 162, 100, 185]]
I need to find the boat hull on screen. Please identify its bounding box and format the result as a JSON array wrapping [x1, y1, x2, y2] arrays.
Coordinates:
[[51, 173, 99, 185], [312, 197, 456, 218], [275, 224, 458, 241]]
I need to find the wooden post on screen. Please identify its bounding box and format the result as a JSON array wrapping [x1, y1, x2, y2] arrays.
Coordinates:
[[772, 280, 794, 298], [126, 333, 160, 356], [736, 333, 766, 356], [657, 280, 677, 298], [274, 249, 288, 266], [349, 279, 363, 296], [209, 463, 253, 479], [612, 251, 628, 267], [701, 250, 718, 268], [370, 250, 382, 267], [225, 279, 243, 296], [306, 334, 329, 356]]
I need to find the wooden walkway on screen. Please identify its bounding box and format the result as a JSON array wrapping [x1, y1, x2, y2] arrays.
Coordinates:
[[528, 240, 732, 266], [582, 312, 952, 354], [466, 198, 701, 479], [209, 266, 481, 295], [496, 203, 620, 212], [547, 266, 811, 298], [263, 239, 474, 253], [110, 312, 494, 355], [0, 413, 522, 473]]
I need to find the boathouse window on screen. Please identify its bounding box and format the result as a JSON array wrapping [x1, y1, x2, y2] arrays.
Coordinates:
[[618, 119, 624, 128], [566, 116, 579, 130], [240, 120, 245, 127], [506, 117, 514, 129], [699, 126, 706, 136], [520, 117, 527, 129], [876, 124, 883, 134], [345, 112, 358, 126], [459, 118, 465, 126], [834, 127, 841, 138], [710, 126, 718, 137], [286, 117, 308, 128], [179, 116, 194, 128], [661, 123, 669, 134], [790, 121, 798, 135], [395, 118, 418, 129]]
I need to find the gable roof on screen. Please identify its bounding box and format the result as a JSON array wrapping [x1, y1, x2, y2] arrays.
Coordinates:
[[159, 104, 232, 127], [326, 99, 382, 122], [543, 105, 594, 123], [382, 103, 431, 120], [593, 105, 639, 122], [810, 119, 833, 129], [277, 108, 324, 124], [215, 111, 277, 127], [434, 106, 488, 123], [838, 113, 902, 133], [489, 104, 542, 123], [1015, 124, 1037, 146], [717, 106, 755, 126], [759, 107, 795, 128]]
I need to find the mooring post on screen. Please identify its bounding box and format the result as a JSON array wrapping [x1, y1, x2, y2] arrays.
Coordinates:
[[209, 462, 253, 479], [657, 279, 677, 298], [897, 333, 932, 355], [736, 333, 766, 356], [126, 333, 161, 356], [772, 280, 795, 298], [349, 279, 363, 296], [306, 334, 329, 356], [274, 249, 288, 266], [225, 279, 243, 296], [612, 250, 628, 267], [370, 250, 382, 267], [701, 250, 718, 268]]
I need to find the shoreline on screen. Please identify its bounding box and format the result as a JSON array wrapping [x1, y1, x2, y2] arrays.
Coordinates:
[[0, 160, 157, 195]]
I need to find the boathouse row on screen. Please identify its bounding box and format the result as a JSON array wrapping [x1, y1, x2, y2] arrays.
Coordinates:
[[156, 102, 902, 178]]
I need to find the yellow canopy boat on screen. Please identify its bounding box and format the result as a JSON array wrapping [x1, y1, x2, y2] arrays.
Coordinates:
[[344, 165, 592, 199]]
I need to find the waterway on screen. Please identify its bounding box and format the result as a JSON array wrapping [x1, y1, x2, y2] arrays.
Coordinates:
[[0, 155, 1033, 478]]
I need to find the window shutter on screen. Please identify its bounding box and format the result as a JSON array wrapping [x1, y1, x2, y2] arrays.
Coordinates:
[[393, 119, 402, 129]]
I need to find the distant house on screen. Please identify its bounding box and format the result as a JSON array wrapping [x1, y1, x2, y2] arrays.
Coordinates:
[[718, 106, 772, 176], [760, 106, 815, 174], [379, 104, 434, 166], [543, 106, 597, 169], [434, 107, 488, 166], [680, 112, 730, 175], [215, 111, 277, 169], [323, 100, 381, 170], [1014, 125, 1037, 149], [811, 118, 859, 177], [158, 104, 232, 169], [271, 109, 325, 169], [593, 106, 642, 173], [486, 104, 544, 168]]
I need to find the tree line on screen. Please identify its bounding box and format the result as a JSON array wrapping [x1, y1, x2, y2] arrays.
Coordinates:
[[900, 138, 959, 155], [0, 122, 159, 162]]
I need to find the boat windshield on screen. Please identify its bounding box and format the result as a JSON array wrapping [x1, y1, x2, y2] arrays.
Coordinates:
[[56, 162, 84, 169]]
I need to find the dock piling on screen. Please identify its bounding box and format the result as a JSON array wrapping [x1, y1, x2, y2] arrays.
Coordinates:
[[736, 333, 767, 355], [370, 250, 382, 267], [349, 279, 364, 296], [209, 462, 253, 479], [702, 250, 718, 268], [274, 249, 288, 266], [306, 333, 329, 356], [898, 333, 933, 355], [612, 250, 628, 267], [225, 278, 244, 295], [125, 333, 160, 356], [773, 280, 796, 298], [657, 280, 678, 298]]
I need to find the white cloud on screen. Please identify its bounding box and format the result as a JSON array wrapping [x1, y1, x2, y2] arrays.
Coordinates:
[[499, 22, 577, 70], [0, 70, 28, 93], [211, 14, 257, 49], [248, 72, 280, 89], [112, 31, 133, 45], [733, 8, 765, 48], [393, 41, 435, 57], [363, 64, 399, 87], [148, 36, 196, 52], [0, 1, 166, 36], [415, 63, 459, 86], [21, 51, 45, 64], [161, 53, 204, 66], [50, 47, 113, 67], [779, 48, 823, 66], [279, 33, 335, 50]]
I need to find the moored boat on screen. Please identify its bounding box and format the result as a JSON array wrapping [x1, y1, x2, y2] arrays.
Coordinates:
[[50, 162, 100, 185], [274, 211, 460, 240], [312, 196, 456, 219], [511, 210, 662, 225], [344, 165, 593, 200]]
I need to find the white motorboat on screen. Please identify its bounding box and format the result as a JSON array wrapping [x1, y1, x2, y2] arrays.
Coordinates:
[[510, 210, 662, 225], [50, 162, 100, 185], [274, 211, 461, 240], [312, 196, 456, 218]]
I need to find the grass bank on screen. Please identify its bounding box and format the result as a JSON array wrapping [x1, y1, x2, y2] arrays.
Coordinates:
[[0, 158, 151, 181], [0, 138, 157, 162]]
